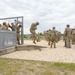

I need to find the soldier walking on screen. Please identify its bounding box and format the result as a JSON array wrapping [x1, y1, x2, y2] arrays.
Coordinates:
[[64, 24, 72, 48], [50, 27, 57, 48]]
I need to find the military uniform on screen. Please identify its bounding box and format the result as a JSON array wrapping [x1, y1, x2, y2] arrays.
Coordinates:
[[2, 22, 9, 30], [50, 27, 57, 48], [0, 24, 2, 30], [9, 23, 15, 31], [44, 30, 51, 45], [17, 24, 22, 45], [64, 24, 72, 48], [30, 22, 39, 44], [72, 29, 75, 44]]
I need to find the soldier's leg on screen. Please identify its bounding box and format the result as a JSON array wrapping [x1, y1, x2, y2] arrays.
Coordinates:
[[37, 33, 40, 42], [51, 42, 53, 48], [48, 39, 50, 46], [65, 39, 68, 48], [72, 39, 74, 44], [64, 40, 66, 47], [69, 39, 71, 48], [33, 34, 36, 44], [66, 39, 69, 48], [54, 41, 56, 48], [31, 31, 36, 44], [48, 41, 50, 46], [65, 40, 66, 47], [17, 37, 20, 45]]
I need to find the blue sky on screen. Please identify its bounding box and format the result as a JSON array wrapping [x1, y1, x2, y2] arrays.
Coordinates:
[[0, 0, 75, 34]]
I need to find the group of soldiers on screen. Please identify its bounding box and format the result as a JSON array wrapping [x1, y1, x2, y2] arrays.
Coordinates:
[[44, 27, 61, 48], [30, 22, 75, 48], [0, 21, 75, 47], [0, 22, 22, 45]]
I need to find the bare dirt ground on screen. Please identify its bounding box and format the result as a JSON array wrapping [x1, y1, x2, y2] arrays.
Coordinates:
[[0, 40, 75, 63]]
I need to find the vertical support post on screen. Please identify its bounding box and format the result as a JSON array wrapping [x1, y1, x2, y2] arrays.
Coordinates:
[[14, 19, 17, 45], [21, 16, 24, 44]]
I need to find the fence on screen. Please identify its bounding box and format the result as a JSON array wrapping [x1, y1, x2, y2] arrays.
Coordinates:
[[0, 16, 24, 44], [0, 30, 16, 50]]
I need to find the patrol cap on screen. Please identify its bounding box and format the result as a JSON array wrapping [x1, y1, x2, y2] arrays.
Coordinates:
[[36, 22, 39, 25], [53, 27, 55, 29], [66, 24, 70, 27], [3, 22, 6, 25]]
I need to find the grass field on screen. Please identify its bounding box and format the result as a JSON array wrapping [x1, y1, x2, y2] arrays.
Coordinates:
[[0, 58, 75, 75]]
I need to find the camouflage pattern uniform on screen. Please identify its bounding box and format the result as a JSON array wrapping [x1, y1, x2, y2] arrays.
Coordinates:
[[0, 24, 2, 30], [30, 22, 39, 44], [63, 31, 67, 47], [50, 27, 57, 48], [72, 28, 75, 44], [56, 31, 61, 42], [9, 23, 15, 31], [2, 22, 9, 30], [44, 29, 51, 45], [17, 24, 22, 45], [64, 24, 72, 48]]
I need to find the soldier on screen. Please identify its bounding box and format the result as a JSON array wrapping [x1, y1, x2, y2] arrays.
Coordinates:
[[0, 24, 2, 30], [63, 31, 66, 47], [44, 29, 51, 45], [72, 28, 75, 44], [56, 31, 61, 42], [50, 27, 57, 48], [2, 22, 9, 30], [30, 22, 40, 44], [9, 23, 15, 31], [64, 24, 72, 48], [17, 23, 22, 45]]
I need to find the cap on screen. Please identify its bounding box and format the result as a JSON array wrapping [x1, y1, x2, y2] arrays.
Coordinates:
[[36, 22, 39, 25]]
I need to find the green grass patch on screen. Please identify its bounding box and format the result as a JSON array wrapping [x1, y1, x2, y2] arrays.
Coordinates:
[[0, 58, 75, 75]]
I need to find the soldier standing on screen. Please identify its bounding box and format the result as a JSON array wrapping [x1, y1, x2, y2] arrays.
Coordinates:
[[50, 27, 57, 48], [72, 28, 75, 44], [64, 24, 72, 48], [17, 24, 22, 45], [0, 24, 2, 30], [30, 22, 39, 44], [9, 23, 15, 31], [2, 22, 10, 30], [44, 29, 51, 45]]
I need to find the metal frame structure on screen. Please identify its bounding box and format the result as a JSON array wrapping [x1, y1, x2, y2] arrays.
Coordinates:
[[0, 16, 24, 44]]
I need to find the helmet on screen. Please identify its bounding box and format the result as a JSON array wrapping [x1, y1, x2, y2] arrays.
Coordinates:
[[66, 24, 70, 27], [3, 22, 6, 25], [53, 27, 55, 29], [36, 22, 39, 25]]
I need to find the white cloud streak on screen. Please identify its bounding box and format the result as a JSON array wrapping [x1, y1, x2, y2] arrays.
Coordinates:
[[0, 0, 75, 34]]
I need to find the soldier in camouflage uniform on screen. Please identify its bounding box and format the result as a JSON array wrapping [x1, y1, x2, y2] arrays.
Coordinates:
[[16, 23, 22, 45], [56, 31, 61, 42], [9, 23, 15, 31], [0, 24, 2, 30], [64, 24, 72, 48], [50, 27, 57, 48], [2, 22, 10, 30], [63, 31, 67, 47], [72, 28, 75, 44], [30, 22, 40, 44], [44, 29, 51, 45]]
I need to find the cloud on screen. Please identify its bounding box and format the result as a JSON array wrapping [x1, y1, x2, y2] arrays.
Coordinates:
[[0, 0, 75, 34]]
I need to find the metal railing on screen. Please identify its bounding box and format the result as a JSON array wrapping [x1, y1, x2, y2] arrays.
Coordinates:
[[0, 30, 16, 50]]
